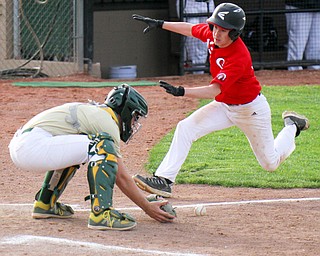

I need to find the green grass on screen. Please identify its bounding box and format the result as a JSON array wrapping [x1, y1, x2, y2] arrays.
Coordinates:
[[146, 85, 320, 188]]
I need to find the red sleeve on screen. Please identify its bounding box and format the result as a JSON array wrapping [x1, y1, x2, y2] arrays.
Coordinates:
[[211, 39, 261, 104], [192, 26, 261, 105], [191, 23, 212, 43]]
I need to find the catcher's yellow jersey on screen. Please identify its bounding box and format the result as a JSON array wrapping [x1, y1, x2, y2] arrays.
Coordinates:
[[22, 102, 121, 156]]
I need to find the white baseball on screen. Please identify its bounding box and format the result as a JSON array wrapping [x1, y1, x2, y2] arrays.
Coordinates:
[[194, 204, 206, 216]]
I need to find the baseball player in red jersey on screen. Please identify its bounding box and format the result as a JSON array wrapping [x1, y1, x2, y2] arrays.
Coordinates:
[[132, 3, 310, 198]]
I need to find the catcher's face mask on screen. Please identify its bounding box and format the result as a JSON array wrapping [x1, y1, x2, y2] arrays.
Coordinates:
[[124, 111, 145, 144]]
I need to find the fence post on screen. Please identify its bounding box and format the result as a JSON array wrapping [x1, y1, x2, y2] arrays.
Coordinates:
[[76, 0, 84, 73]]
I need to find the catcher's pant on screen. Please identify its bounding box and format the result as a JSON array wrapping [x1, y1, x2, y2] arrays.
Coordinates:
[[9, 127, 90, 172], [155, 94, 297, 182], [286, 5, 320, 71]]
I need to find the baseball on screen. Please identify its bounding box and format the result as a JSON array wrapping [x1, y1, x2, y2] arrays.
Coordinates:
[[194, 204, 206, 216]]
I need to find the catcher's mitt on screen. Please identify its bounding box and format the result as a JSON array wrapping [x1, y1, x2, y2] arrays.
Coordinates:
[[146, 194, 177, 217]]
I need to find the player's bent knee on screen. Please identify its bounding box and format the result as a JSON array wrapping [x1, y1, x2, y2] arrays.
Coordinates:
[[261, 162, 278, 172], [176, 119, 197, 141], [178, 117, 194, 128]]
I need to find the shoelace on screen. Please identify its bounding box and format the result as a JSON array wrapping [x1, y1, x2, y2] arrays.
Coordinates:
[[147, 176, 166, 185], [103, 208, 124, 220]]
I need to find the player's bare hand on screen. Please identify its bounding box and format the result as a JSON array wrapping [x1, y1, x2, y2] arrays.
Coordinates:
[[145, 200, 175, 223], [132, 14, 164, 34], [159, 80, 185, 96]]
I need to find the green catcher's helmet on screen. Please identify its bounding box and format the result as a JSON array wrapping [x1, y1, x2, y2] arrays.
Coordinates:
[[207, 3, 246, 41], [105, 84, 148, 143]]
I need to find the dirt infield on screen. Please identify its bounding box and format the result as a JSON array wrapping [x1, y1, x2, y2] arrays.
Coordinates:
[[0, 70, 319, 256]]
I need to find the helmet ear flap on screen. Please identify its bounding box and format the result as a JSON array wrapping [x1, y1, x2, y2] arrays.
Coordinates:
[[229, 29, 241, 41], [209, 25, 241, 41], [104, 84, 130, 114]]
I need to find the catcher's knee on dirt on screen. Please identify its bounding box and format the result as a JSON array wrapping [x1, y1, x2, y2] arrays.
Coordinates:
[[36, 165, 79, 207], [86, 132, 118, 215]]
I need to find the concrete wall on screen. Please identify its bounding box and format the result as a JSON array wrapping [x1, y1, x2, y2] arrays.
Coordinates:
[[93, 9, 179, 79]]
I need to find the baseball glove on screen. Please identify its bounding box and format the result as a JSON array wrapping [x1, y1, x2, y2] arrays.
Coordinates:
[[159, 80, 185, 96], [160, 202, 177, 217], [146, 194, 177, 217], [132, 14, 164, 34]]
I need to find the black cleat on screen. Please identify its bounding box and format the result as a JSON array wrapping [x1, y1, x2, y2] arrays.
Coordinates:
[[282, 111, 309, 137], [133, 174, 172, 198]]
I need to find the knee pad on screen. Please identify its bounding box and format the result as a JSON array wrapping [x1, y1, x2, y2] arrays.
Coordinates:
[[36, 165, 79, 207], [88, 132, 117, 158], [86, 132, 118, 215]]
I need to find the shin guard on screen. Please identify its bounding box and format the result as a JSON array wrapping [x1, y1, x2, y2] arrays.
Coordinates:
[[36, 165, 79, 207], [86, 133, 118, 215]]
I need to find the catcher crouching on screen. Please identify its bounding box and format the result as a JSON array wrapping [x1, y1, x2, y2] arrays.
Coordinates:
[[8, 84, 175, 230]]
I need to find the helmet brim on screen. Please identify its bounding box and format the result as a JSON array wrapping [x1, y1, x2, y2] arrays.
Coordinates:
[[206, 18, 235, 30]]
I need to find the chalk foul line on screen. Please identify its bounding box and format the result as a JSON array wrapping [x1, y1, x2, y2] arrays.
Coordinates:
[[0, 197, 319, 212], [0, 235, 208, 256]]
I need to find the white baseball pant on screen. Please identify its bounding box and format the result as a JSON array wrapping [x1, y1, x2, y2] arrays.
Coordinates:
[[155, 94, 297, 182], [9, 127, 90, 172]]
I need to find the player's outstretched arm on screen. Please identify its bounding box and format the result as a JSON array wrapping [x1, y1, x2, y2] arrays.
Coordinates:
[[132, 14, 164, 34], [162, 21, 193, 37], [159, 80, 221, 99], [133, 14, 193, 36]]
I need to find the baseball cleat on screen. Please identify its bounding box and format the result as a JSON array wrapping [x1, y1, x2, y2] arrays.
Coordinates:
[[32, 201, 74, 219], [88, 208, 136, 231], [133, 174, 172, 198], [282, 111, 309, 137]]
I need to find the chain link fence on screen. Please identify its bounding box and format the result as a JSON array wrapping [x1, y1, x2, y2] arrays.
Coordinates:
[[0, 0, 84, 79], [178, 0, 320, 74]]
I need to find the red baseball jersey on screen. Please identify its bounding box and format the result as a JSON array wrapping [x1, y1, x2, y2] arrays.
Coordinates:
[[192, 23, 261, 105]]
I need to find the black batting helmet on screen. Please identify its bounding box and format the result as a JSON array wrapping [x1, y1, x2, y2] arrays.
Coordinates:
[[207, 3, 246, 41]]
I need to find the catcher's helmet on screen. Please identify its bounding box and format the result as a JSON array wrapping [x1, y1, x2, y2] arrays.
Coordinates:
[[105, 84, 148, 143], [207, 3, 246, 41]]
